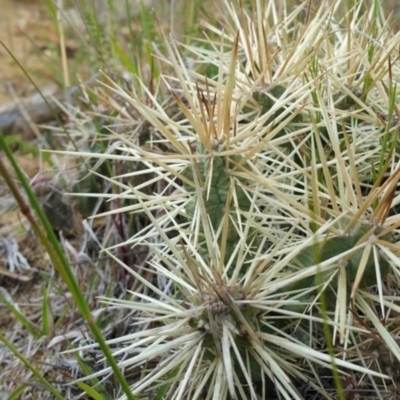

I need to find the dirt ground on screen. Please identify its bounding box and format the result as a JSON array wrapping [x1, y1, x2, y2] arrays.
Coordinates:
[[0, 0, 57, 105]]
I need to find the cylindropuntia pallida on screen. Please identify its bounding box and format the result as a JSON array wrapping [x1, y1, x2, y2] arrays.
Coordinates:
[[62, 1, 400, 398]]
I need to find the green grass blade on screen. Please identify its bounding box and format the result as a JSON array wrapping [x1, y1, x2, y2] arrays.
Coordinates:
[[0, 131, 137, 400], [41, 286, 52, 336], [0, 334, 64, 400], [76, 382, 110, 400], [0, 291, 42, 340]]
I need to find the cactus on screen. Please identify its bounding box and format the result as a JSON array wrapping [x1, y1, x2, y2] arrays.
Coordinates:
[[290, 220, 392, 293], [66, 0, 400, 398], [181, 141, 257, 269]]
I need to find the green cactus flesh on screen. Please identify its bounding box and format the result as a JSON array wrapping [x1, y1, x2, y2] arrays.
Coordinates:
[[182, 142, 255, 266], [290, 232, 390, 295], [244, 84, 303, 127]]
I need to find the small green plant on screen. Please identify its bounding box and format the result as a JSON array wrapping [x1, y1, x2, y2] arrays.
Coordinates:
[[44, 0, 400, 399]]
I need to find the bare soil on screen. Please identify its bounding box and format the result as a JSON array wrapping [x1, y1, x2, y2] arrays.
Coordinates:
[[0, 0, 58, 105]]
